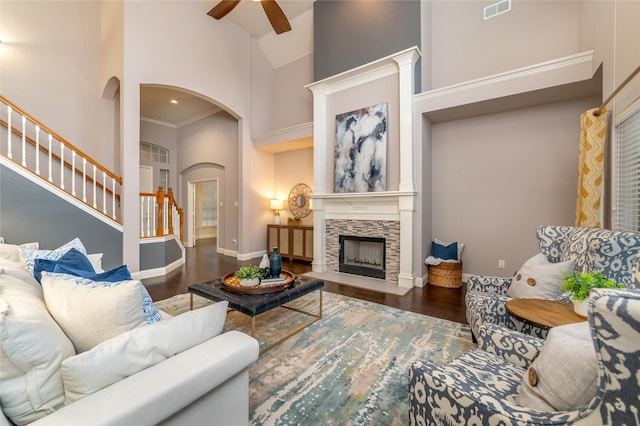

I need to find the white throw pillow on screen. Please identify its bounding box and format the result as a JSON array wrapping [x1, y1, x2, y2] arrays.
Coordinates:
[[518, 321, 598, 411], [506, 253, 575, 299], [0, 272, 75, 425], [0, 242, 39, 264], [62, 301, 229, 403], [41, 273, 156, 353], [86, 253, 105, 273]]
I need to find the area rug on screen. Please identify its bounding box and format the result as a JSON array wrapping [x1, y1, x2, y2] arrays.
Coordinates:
[[154, 291, 476, 425]]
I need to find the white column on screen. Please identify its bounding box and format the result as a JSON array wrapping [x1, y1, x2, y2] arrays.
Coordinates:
[[394, 49, 420, 288], [310, 84, 328, 272], [393, 49, 420, 193]]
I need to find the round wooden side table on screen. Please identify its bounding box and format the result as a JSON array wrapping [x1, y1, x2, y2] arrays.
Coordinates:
[[506, 298, 587, 330]]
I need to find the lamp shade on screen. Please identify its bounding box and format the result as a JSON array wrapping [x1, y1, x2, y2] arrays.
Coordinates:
[[270, 199, 283, 210]]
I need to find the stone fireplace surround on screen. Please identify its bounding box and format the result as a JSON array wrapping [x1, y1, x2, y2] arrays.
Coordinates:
[[328, 219, 400, 283]]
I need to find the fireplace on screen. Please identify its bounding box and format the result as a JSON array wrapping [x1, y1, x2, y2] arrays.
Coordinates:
[[339, 235, 386, 279]]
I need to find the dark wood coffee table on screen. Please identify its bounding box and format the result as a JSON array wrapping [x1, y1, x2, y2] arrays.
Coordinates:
[[506, 298, 587, 330], [188, 275, 324, 354]]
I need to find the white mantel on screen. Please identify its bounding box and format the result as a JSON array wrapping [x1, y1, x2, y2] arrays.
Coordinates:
[[306, 47, 421, 289]]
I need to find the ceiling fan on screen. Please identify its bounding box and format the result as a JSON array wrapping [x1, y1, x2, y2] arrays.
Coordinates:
[[207, 0, 292, 35]]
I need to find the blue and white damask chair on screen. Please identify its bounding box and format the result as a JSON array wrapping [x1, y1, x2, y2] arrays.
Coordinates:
[[410, 287, 640, 425], [466, 225, 640, 340]]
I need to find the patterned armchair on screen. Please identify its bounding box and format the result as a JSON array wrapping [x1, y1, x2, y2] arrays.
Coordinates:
[[409, 287, 640, 425], [466, 226, 640, 340]]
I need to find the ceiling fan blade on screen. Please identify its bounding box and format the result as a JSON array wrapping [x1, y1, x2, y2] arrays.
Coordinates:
[[260, 0, 291, 34], [207, 0, 241, 20]]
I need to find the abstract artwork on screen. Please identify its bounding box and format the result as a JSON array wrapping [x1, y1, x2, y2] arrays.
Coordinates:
[[334, 103, 387, 193]]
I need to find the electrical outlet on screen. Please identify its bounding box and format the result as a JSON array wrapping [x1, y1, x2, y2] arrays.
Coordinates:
[[232, 238, 237, 244], [498, 259, 506, 269]]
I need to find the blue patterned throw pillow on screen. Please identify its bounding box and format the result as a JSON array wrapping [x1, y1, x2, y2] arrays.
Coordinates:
[[19, 238, 88, 274]]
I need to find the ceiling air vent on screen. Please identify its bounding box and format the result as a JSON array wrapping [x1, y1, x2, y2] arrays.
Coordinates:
[[484, 0, 511, 20]]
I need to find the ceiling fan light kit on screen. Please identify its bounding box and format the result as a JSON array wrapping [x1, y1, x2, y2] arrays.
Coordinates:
[[208, 0, 292, 35]]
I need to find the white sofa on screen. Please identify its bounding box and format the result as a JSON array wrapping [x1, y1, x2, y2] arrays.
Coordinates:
[[0, 241, 259, 425]]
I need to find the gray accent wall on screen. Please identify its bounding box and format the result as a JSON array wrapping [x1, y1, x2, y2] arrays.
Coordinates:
[[313, 0, 421, 91], [140, 238, 182, 270], [0, 164, 123, 270]]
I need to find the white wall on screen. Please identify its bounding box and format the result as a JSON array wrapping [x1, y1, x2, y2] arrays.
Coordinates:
[[1, 0, 118, 170], [431, 96, 600, 276], [272, 54, 314, 131], [178, 111, 239, 251], [579, 1, 640, 115], [119, 0, 277, 268], [429, 0, 580, 89]]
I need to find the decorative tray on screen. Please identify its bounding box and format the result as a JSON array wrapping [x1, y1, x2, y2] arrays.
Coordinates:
[[221, 270, 296, 294]]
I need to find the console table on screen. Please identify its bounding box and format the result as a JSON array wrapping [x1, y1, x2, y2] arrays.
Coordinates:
[[267, 224, 313, 262]]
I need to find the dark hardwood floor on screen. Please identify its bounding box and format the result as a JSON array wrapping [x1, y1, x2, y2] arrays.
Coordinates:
[[143, 238, 468, 324]]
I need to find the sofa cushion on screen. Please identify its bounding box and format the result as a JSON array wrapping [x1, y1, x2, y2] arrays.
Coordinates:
[[587, 233, 640, 288], [517, 321, 597, 411], [558, 227, 594, 272], [506, 253, 574, 299], [33, 248, 95, 283], [41, 273, 161, 353], [0, 268, 76, 425], [62, 301, 229, 403], [536, 226, 576, 263], [19, 238, 87, 274]]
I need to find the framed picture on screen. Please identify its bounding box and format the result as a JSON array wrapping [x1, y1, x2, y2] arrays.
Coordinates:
[[334, 103, 388, 193]]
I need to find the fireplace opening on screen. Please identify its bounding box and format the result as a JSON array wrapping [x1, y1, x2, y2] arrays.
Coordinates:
[[339, 235, 386, 279]]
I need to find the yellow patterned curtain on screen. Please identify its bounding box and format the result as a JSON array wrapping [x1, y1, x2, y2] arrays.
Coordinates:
[[575, 107, 607, 227]]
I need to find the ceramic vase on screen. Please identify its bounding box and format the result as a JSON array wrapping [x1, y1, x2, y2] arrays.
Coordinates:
[[259, 254, 270, 278], [269, 247, 282, 278]]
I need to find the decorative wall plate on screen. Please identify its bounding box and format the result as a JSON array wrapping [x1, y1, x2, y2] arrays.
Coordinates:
[[288, 183, 312, 218]]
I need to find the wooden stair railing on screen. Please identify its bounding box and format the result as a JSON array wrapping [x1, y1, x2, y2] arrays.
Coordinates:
[[140, 186, 184, 242], [0, 95, 122, 222]]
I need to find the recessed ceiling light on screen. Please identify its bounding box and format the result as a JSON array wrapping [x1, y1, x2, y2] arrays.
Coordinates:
[[170, 99, 178, 104]]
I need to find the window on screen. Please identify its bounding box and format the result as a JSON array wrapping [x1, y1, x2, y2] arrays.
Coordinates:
[[160, 169, 169, 191], [140, 142, 169, 164], [613, 107, 640, 231]]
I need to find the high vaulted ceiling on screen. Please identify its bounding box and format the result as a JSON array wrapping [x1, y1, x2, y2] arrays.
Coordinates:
[[140, 0, 315, 128], [219, 0, 314, 38]]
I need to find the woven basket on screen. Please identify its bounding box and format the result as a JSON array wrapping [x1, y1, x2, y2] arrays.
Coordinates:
[[428, 261, 463, 288]]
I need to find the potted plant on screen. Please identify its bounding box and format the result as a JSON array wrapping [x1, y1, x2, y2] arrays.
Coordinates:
[[235, 265, 262, 287], [560, 272, 626, 316]]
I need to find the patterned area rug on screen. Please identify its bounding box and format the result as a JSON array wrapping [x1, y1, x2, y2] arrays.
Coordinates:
[[154, 291, 476, 425]]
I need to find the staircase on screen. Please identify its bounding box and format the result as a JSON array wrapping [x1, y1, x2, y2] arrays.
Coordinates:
[[0, 95, 122, 222], [0, 95, 184, 276]]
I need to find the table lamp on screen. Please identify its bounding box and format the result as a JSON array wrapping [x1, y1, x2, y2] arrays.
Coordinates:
[[270, 199, 283, 224]]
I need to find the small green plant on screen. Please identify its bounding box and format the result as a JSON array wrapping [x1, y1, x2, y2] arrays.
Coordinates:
[[560, 272, 626, 301], [235, 264, 262, 280]]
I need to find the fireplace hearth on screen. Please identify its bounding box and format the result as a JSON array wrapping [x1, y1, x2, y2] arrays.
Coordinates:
[[339, 235, 386, 279]]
